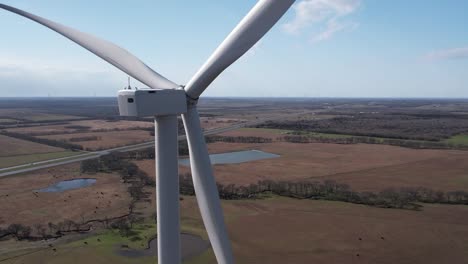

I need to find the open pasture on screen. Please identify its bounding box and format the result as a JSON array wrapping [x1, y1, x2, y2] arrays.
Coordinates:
[[203, 141, 468, 191], [0, 163, 130, 228], [136, 133, 468, 193], [223, 197, 468, 264], [0, 134, 78, 168], [0, 134, 63, 156], [3, 196, 468, 264]]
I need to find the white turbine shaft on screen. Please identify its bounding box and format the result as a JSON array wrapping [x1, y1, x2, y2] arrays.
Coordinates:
[[155, 115, 181, 264], [182, 106, 234, 264], [0, 4, 178, 90], [184, 0, 295, 99]]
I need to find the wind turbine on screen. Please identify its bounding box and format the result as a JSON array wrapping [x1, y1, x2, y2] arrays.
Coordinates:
[[0, 1, 295, 263]]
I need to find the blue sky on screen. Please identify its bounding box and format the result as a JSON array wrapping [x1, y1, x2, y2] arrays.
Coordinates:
[[0, 0, 467, 98]]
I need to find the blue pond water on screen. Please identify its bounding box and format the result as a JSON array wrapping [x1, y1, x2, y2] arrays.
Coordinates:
[[179, 150, 280, 167], [36, 178, 97, 193]]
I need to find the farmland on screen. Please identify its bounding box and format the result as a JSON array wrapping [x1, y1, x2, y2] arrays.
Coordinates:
[[0, 134, 78, 168], [3, 194, 468, 264], [38, 130, 152, 151], [1, 97, 468, 263], [0, 134, 62, 156], [0, 108, 83, 122], [0, 163, 131, 227], [5, 119, 153, 136], [135, 137, 468, 192]]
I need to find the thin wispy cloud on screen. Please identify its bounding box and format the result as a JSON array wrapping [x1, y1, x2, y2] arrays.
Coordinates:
[[283, 0, 361, 43], [424, 47, 468, 61]]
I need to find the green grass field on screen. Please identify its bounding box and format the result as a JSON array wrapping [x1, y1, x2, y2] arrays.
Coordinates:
[[240, 127, 292, 134], [0, 118, 18, 124], [0, 217, 213, 264], [445, 134, 468, 146], [0, 151, 81, 168]]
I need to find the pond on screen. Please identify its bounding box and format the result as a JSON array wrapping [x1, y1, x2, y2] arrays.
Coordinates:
[[36, 178, 97, 193], [179, 149, 280, 166]]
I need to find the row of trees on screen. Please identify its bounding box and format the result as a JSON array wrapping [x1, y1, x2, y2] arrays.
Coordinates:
[[279, 135, 468, 150], [69, 135, 100, 142], [0, 212, 141, 241], [1, 131, 83, 150], [179, 174, 468, 210], [256, 114, 468, 142], [205, 135, 272, 144]]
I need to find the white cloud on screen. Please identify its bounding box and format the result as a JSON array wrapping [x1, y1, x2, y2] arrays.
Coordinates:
[[0, 55, 131, 96], [0, 55, 111, 77], [283, 0, 361, 42], [424, 47, 468, 61]]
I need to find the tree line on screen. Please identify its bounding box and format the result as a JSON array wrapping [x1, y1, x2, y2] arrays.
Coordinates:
[[0, 212, 138, 241], [69, 135, 100, 142], [205, 135, 272, 144], [279, 135, 468, 150], [180, 173, 468, 210], [1, 131, 83, 150]]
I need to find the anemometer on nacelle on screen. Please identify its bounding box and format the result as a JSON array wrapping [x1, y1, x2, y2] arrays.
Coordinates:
[[117, 88, 187, 117]]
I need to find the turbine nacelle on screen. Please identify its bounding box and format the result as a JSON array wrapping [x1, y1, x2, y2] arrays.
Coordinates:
[[117, 89, 187, 117]]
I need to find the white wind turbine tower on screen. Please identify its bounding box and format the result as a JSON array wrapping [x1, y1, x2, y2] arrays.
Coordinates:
[[0, 1, 295, 263]]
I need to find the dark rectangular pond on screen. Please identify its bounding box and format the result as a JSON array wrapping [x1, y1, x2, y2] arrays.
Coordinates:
[[179, 150, 280, 166], [36, 178, 97, 193]]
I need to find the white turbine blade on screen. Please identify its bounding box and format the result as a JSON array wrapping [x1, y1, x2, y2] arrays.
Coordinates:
[[181, 106, 234, 264], [184, 0, 295, 99], [0, 4, 177, 89]]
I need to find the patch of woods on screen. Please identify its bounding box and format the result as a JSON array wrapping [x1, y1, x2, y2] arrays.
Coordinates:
[[0, 213, 140, 241], [69, 135, 101, 142], [180, 173, 468, 210], [205, 135, 272, 144], [81, 153, 156, 196], [0, 131, 83, 150], [258, 111, 468, 142], [278, 134, 468, 150], [63, 125, 91, 130]]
